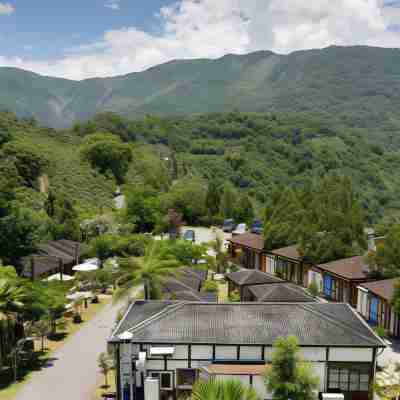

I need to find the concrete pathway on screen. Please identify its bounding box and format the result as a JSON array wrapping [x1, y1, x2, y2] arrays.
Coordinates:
[[15, 293, 136, 400]]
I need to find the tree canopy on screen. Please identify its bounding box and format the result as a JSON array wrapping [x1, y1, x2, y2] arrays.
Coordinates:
[[81, 133, 132, 183]]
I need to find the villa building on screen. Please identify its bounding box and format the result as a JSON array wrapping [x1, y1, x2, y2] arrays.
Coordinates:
[[225, 270, 283, 300], [264, 245, 311, 287], [227, 233, 265, 271], [357, 278, 400, 337], [109, 300, 385, 400], [310, 256, 374, 308]]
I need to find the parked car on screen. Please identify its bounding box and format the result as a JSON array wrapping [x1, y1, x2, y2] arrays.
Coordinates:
[[232, 223, 247, 236], [251, 219, 263, 235], [183, 229, 196, 242], [222, 219, 236, 232]]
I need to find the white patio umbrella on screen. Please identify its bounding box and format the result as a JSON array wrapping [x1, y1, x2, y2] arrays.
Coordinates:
[[72, 262, 99, 272], [46, 273, 74, 282], [66, 292, 85, 301]]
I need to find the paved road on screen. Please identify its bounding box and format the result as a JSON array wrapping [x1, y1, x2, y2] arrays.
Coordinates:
[[377, 337, 400, 367], [15, 294, 135, 400]]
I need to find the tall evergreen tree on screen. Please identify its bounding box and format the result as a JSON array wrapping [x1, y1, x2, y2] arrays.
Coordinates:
[[205, 181, 221, 217], [299, 176, 366, 264], [264, 336, 319, 400], [235, 194, 254, 224], [220, 183, 237, 219]]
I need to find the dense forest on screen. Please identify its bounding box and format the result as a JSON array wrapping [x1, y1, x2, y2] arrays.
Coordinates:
[[73, 111, 400, 222]]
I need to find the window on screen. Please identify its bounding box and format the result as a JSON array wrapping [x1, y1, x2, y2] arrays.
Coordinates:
[[149, 371, 174, 391], [328, 364, 371, 393], [177, 369, 198, 388]]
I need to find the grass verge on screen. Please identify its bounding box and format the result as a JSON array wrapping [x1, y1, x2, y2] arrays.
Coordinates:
[[0, 295, 112, 400]]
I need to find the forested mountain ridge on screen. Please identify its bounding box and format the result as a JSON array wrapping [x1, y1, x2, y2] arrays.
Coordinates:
[[2, 46, 400, 128]]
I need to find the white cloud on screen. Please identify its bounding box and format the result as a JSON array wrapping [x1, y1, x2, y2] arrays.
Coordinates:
[[104, 1, 120, 11], [0, 2, 14, 15], [1, 0, 400, 80]]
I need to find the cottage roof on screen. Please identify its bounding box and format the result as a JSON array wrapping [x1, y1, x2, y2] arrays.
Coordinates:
[[228, 233, 264, 251], [316, 256, 369, 281], [270, 245, 301, 261], [247, 283, 316, 303], [110, 301, 384, 347], [359, 278, 399, 302], [226, 270, 283, 286]]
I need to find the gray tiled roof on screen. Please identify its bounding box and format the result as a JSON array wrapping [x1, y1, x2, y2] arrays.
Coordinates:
[[164, 290, 217, 302], [111, 301, 384, 347], [226, 270, 283, 286], [248, 283, 316, 303], [113, 301, 175, 337]]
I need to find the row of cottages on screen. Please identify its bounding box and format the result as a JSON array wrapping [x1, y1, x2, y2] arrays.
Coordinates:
[[225, 269, 316, 303], [109, 300, 385, 400], [357, 278, 400, 337], [228, 234, 376, 308], [21, 239, 81, 280], [310, 256, 372, 308], [228, 234, 310, 286]]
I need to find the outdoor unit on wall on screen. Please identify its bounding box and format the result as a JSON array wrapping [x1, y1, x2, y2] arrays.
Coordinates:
[[145, 377, 160, 400], [149, 346, 175, 356], [321, 393, 344, 400], [135, 351, 147, 371]]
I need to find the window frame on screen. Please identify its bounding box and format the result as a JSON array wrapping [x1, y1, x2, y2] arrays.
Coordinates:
[[148, 370, 174, 391]]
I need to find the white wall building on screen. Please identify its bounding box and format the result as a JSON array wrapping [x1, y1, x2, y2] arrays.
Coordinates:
[[109, 301, 385, 400]]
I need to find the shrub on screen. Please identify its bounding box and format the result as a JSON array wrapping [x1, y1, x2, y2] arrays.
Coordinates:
[[373, 326, 387, 339], [201, 280, 218, 293], [308, 281, 319, 297]]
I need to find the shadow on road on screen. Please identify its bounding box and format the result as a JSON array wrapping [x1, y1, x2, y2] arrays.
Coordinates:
[[0, 351, 59, 390]]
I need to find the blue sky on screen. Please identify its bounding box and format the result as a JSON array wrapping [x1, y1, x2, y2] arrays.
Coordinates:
[[0, 0, 400, 80], [0, 1, 175, 58]]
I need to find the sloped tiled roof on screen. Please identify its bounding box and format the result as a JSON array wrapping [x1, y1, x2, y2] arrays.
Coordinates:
[[359, 278, 399, 302], [228, 233, 264, 251], [316, 256, 369, 280], [111, 301, 385, 347], [271, 245, 301, 261], [226, 270, 283, 286], [248, 283, 315, 303]]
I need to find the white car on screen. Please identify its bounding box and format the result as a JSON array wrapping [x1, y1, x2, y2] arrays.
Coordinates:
[[232, 223, 247, 236]]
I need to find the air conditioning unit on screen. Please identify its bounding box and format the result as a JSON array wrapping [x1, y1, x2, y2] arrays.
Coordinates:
[[145, 377, 160, 400], [135, 351, 146, 371], [321, 393, 344, 400]]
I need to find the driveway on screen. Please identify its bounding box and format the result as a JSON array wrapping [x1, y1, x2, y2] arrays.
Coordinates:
[[377, 337, 400, 367], [15, 293, 137, 400], [182, 226, 231, 248]]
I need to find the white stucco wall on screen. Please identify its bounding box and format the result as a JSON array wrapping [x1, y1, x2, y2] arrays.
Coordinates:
[[191, 345, 213, 359], [240, 346, 263, 360], [215, 346, 237, 360], [329, 348, 373, 362]]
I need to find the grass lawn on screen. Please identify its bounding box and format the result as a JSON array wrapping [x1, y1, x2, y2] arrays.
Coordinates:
[[0, 295, 112, 400], [93, 370, 116, 400]]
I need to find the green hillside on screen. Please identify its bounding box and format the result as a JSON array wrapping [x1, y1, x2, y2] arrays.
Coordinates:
[[2, 46, 400, 129], [74, 111, 400, 223], [0, 111, 115, 212]]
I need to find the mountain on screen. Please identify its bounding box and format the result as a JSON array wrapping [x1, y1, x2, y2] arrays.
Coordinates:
[[2, 46, 400, 128]]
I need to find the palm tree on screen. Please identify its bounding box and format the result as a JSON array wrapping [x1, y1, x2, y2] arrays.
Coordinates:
[[0, 279, 25, 376], [114, 241, 181, 300], [192, 379, 260, 400], [0, 279, 25, 316]]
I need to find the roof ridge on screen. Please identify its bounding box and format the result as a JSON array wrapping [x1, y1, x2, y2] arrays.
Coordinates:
[[345, 303, 386, 346], [127, 301, 187, 335], [299, 303, 382, 346]]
